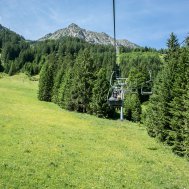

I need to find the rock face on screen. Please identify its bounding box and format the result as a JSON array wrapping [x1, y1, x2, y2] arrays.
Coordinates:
[[39, 23, 138, 48]]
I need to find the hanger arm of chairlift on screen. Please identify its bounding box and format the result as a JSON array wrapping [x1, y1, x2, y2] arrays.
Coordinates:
[[109, 71, 115, 87]]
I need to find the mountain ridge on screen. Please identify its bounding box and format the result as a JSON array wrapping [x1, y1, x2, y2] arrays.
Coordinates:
[[39, 23, 139, 48]]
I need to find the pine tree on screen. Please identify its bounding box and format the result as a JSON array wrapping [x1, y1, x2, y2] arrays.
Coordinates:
[[90, 68, 115, 118], [124, 93, 141, 122], [58, 69, 74, 110], [52, 65, 65, 104], [144, 57, 174, 140], [183, 83, 189, 160], [8, 61, 17, 76], [0, 59, 4, 72], [70, 49, 95, 113], [169, 48, 189, 156], [144, 37, 189, 157], [38, 54, 57, 101], [167, 32, 180, 51]]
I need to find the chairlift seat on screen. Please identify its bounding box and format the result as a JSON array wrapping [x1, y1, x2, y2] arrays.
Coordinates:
[[141, 91, 153, 95], [108, 96, 123, 107]]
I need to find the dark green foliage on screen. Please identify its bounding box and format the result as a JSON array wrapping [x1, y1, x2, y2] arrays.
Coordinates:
[[52, 65, 65, 104], [91, 68, 115, 118], [168, 48, 189, 157], [0, 59, 4, 72], [58, 69, 73, 110], [8, 61, 18, 76], [144, 33, 189, 158], [70, 49, 95, 113], [38, 54, 57, 101], [167, 32, 180, 51], [119, 51, 162, 103], [183, 84, 189, 159], [124, 93, 141, 122], [34, 36, 118, 118]]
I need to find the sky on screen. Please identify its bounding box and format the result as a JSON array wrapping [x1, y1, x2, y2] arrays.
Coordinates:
[[0, 0, 188, 49]]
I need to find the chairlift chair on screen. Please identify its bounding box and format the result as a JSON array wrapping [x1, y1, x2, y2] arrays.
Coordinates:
[[108, 87, 123, 107], [141, 72, 153, 95], [141, 87, 153, 95]]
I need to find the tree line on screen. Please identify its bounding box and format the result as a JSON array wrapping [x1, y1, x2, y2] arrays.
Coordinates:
[[144, 33, 189, 159], [38, 41, 117, 118]]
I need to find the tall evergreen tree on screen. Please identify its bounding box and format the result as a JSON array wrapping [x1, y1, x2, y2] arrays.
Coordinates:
[[38, 54, 57, 101], [169, 48, 189, 156], [70, 49, 95, 113], [90, 68, 115, 118], [124, 93, 141, 122], [167, 32, 180, 51], [144, 34, 189, 157], [183, 83, 189, 160], [0, 59, 4, 72], [52, 65, 65, 104], [145, 33, 181, 141], [58, 69, 73, 110]]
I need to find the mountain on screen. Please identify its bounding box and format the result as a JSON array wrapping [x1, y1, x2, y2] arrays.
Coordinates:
[[0, 24, 25, 45], [39, 23, 138, 48]]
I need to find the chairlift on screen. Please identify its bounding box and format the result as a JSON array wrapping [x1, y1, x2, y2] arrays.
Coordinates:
[[108, 87, 123, 107], [107, 71, 126, 107], [141, 71, 153, 95], [141, 86, 152, 95]]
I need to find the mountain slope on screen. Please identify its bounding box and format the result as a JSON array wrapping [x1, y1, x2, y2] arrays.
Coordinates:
[[0, 73, 189, 188], [0, 24, 25, 48], [39, 23, 138, 48], [0, 24, 25, 40]]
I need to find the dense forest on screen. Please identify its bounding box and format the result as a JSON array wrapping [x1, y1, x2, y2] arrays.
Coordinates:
[[0, 25, 188, 158], [144, 33, 189, 158]]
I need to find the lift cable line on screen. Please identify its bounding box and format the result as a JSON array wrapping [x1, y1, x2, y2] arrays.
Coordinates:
[[108, 0, 153, 121], [113, 0, 116, 52], [108, 0, 127, 121]]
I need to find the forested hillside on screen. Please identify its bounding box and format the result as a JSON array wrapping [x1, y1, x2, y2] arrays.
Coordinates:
[[144, 33, 189, 159], [38, 40, 116, 118]]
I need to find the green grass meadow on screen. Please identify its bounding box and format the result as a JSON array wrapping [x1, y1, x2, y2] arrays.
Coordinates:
[[0, 74, 189, 189]]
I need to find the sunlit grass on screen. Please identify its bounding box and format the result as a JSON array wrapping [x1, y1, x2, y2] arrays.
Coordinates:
[[0, 74, 189, 189]]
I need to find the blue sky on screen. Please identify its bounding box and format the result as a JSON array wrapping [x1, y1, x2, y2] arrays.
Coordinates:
[[0, 0, 188, 49]]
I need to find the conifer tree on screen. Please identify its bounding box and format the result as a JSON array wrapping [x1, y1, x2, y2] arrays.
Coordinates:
[[38, 54, 57, 101], [124, 93, 141, 122], [90, 68, 115, 118], [8, 61, 17, 76], [169, 48, 189, 156], [0, 59, 4, 72], [58, 69, 73, 110], [144, 34, 189, 157], [145, 33, 180, 140], [183, 83, 189, 160], [167, 32, 180, 51], [52, 65, 65, 104], [70, 49, 95, 113]]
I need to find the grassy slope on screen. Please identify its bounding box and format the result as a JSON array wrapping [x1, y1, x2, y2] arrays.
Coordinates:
[[0, 74, 189, 189]]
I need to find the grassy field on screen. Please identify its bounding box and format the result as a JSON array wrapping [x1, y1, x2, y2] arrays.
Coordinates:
[[0, 74, 189, 189]]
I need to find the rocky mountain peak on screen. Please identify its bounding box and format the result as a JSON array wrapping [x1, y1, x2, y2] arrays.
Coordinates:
[[39, 23, 139, 48], [68, 23, 80, 29]]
